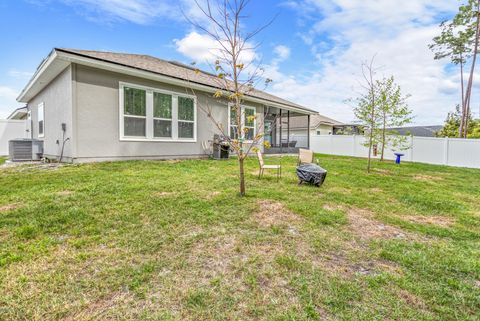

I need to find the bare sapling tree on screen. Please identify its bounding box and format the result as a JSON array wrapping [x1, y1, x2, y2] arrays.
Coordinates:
[[376, 76, 413, 161], [184, 0, 274, 196], [353, 57, 381, 173]]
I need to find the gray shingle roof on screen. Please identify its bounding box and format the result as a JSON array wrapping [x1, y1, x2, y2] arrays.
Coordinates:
[[288, 113, 343, 129], [56, 48, 316, 113]]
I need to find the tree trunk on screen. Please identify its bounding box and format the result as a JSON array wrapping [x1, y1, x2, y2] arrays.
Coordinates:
[[380, 112, 386, 161], [459, 58, 466, 137], [463, 3, 480, 138], [367, 132, 373, 173], [238, 156, 246, 196]]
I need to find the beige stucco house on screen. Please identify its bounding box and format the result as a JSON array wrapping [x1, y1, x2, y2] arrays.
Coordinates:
[[289, 114, 343, 137], [17, 48, 317, 162]]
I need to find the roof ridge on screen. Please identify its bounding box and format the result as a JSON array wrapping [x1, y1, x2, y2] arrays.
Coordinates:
[[53, 48, 317, 113]]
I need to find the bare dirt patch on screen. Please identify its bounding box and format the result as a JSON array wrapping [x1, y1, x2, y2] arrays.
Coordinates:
[[64, 291, 137, 321], [0, 203, 20, 212], [347, 208, 408, 240], [414, 174, 443, 181], [402, 215, 455, 228], [253, 200, 304, 228], [317, 247, 402, 278], [397, 289, 428, 312], [474, 280, 480, 289]]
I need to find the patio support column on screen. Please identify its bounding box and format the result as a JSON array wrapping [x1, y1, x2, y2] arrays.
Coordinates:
[[279, 109, 282, 153], [307, 114, 311, 149], [287, 111, 290, 151]]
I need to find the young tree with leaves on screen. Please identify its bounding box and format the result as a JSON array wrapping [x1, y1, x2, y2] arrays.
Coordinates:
[[353, 58, 381, 173], [437, 105, 480, 138], [184, 0, 273, 196], [376, 76, 413, 161]]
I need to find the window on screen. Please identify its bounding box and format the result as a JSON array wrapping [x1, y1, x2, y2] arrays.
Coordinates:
[[120, 83, 196, 141], [228, 104, 256, 141], [38, 102, 45, 138], [316, 130, 321, 135], [124, 87, 146, 137], [153, 92, 172, 138], [178, 97, 195, 138]]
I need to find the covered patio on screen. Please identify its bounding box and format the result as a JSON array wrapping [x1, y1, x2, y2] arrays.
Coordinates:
[[263, 107, 311, 154]]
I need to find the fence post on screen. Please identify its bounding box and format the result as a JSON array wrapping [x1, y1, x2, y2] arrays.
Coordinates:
[[443, 137, 449, 165]]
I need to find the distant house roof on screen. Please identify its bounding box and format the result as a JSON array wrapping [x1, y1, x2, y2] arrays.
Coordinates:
[[388, 125, 443, 137], [7, 106, 28, 120], [18, 48, 317, 114], [289, 113, 344, 130]]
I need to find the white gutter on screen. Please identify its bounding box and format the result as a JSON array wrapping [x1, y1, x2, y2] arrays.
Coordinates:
[[17, 50, 58, 102]]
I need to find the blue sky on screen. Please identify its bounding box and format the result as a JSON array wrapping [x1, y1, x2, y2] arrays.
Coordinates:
[[0, 0, 469, 124]]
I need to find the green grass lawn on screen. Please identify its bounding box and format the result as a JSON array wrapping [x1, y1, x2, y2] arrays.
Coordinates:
[[0, 155, 479, 320]]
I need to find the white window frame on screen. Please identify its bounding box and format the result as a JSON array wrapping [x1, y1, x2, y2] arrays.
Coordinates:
[[228, 104, 257, 142], [38, 102, 45, 138], [119, 82, 197, 142]]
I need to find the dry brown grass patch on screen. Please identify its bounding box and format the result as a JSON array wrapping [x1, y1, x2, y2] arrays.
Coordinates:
[[253, 200, 304, 228], [64, 291, 137, 321], [317, 248, 402, 278], [152, 191, 176, 197], [204, 191, 221, 200], [397, 289, 428, 312], [323, 204, 342, 211], [0, 203, 20, 212], [56, 190, 74, 196], [414, 174, 443, 181], [402, 215, 455, 228], [372, 168, 392, 175], [347, 208, 408, 240]]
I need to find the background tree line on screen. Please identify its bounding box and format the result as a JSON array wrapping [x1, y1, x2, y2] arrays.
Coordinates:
[[431, 0, 480, 138]]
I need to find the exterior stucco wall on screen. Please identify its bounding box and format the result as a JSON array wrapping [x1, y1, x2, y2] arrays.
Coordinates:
[[291, 126, 333, 137], [73, 64, 264, 162], [27, 66, 74, 160], [313, 125, 334, 136]]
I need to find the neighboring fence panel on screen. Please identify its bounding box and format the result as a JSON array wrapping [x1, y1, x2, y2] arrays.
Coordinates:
[[0, 120, 28, 156], [309, 135, 480, 169], [411, 137, 445, 165]]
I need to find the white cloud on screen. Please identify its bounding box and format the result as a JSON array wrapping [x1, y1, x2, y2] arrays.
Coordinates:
[[271, 0, 462, 125], [174, 31, 257, 65], [8, 69, 34, 79], [28, 0, 203, 25], [63, 0, 175, 24], [0, 86, 22, 119], [273, 45, 290, 62]]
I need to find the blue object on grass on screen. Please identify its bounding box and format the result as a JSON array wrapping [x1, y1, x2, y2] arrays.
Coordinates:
[[394, 153, 404, 164]]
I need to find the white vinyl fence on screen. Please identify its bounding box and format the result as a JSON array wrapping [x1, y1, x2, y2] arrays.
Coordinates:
[[0, 120, 28, 156], [304, 135, 480, 169]]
